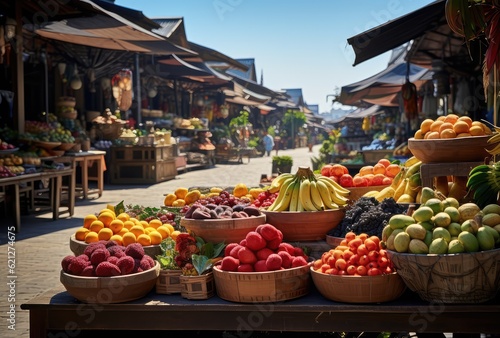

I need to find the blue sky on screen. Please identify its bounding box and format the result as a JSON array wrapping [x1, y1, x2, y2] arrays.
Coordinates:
[[117, 0, 435, 113]]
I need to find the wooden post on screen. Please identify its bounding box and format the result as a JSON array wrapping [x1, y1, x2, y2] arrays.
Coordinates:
[[13, 0, 24, 133]]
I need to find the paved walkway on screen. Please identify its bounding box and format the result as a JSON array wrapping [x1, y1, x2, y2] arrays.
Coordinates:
[[0, 145, 321, 338]]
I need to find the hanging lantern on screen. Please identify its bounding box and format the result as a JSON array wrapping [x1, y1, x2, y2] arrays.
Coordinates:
[[70, 65, 82, 90]]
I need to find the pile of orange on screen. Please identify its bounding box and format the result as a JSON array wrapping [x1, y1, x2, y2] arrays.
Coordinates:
[[414, 114, 492, 139]]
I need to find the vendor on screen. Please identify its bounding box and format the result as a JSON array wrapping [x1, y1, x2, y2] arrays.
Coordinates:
[[191, 130, 215, 150]]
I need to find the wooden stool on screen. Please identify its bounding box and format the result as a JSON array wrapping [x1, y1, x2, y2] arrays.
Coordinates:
[[420, 161, 484, 188]]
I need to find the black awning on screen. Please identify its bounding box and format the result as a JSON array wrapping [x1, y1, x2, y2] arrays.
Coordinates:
[[347, 0, 445, 66]]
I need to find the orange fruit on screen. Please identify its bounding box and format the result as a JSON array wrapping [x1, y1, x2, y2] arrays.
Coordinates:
[[359, 165, 374, 176], [144, 226, 157, 234], [137, 233, 152, 246], [443, 114, 459, 125], [426, 131, 440, 139], [174, 187, 189, 199], [164, 193, 177, 206], [436, 116, 446, 121], [148, 231, 163, 245], [98, 228, 113, 241], [130, 225, 145, 238], [430, 120, 444, 132], [123, 220, 135, 230], [109, 234, 123, 246], [83, 214, 98, 229], [420, 119, 434, 134], [84, 231, 99, 244], [170, 230, 181, 241], [456, 132, 472, 138], [139, 220, 149, 228], [116, 212, 130, 223], [99, 208, 116, 218], [385, 164, 401, 178], [377, 158, 391, 168], [457, 116, 473, 127], [438, 122, 454, 133], [89, 220, 104, 233], [440, 129, 457, 139], [148, 219, 163, 229], [75, 227, 90, 241], [469, 125, 485, 136], [156, 225, 171, 239], [372, 163, 386, 175], [172, 199, 186, 207], [129, 217, 140, 225], [118, 227, 129, 236], [98, 211, 115, 228], [453, 121, 470, 134], [163, 223, 175, 234], [414, 129, 424, 139], [109, 219, 124, 234], [122, 232, 137, 246]]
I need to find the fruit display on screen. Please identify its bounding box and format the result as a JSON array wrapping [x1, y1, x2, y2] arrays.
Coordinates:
[[183, 203, 261, 220], [312, 232, 395, 276], [0, 138, 17, 151], [164, 186, 253, 208], [320, 159, 400, 188], [329, 197, 409, 239], [413, 114, 492, 139], [381, 199, 500, 254], [265, 166, 349, 212], [0, 165, 16, 177], [217, 223, 309, 272], [73, 206, 179, 248], [369, 156, 422, 204], [21, 118, 75, 144], [61, 242, 156, 277], [0, 154, 22, 166]]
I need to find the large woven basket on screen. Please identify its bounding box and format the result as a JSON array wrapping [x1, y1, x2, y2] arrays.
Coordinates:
[[212, 264, 311, 303], [310, 268, 406, 303], [386, 248, 500, 303]]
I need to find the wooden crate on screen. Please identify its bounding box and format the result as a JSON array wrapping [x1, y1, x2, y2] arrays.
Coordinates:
[[156, 269, 182, 294], [109, 159, 177, 184], [179, 272, 214, 300]]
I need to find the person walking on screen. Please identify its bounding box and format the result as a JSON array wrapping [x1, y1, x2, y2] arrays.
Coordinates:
[[262, 130, 275, 156]]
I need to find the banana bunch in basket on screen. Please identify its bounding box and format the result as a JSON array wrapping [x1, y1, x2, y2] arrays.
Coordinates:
[[266, 166, 350, 212]]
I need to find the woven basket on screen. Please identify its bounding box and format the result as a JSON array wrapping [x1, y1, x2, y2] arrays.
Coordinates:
[[179, 272, 214, 300], [311, 268, 406, 303], [212, 264, 311, 303], [156, 269, 182, 294], [93, 123, 123, 140], [386, 248, 500, 303]]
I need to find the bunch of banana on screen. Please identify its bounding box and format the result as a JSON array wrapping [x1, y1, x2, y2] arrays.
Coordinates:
[[466, 162, 500, 208], [387, 156, 423, 203], [486, 122, 500, 156], [266, 166, 350, 212]]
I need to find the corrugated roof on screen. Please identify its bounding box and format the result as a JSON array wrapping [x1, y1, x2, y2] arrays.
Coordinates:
[[226, 58, 256, 81], [152, 18, 189, 48]]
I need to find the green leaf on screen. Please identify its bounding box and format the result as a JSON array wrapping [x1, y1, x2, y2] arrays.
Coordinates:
[[114, 200, 125, 215], [191, 254, 212, 275]]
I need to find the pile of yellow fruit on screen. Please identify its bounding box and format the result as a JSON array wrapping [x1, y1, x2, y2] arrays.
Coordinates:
[[413, 114, 492, 139], [74, 207, 179, 247], [163, 184, 264, 207]]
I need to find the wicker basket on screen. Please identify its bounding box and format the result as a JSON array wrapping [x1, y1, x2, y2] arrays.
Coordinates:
[[179, 272, 214, 300], [386, 248, 500, 303], [310, 268, 406, 303], [180, 215, 266, 244], [60, 262, 160, 304], [156, 269, 183, 294], [93, 122, 124, 140], [212, 264, 311, 303]]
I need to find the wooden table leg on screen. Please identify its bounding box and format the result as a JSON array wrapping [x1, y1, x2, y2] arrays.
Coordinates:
[[52, 175, 61, 221], [13, 184, 21, 232], [82, 157, 89, 199], [97, 155, 104, 197], [68, 168, 75, 216]]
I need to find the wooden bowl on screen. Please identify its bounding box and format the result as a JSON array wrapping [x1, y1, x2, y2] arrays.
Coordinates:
[[69, 235, 161, 258], [310, 268, 406, 303], [213, 264, 311, 303], [325, 235, 344, 247], [49, 149, 65, 157], [407, 135, 494, 163], [56, 143, 75, 151], [180, 214, 266, 244], [34, 141, 62, 150], [262, 209, 345, 242], [60, 262, 160, 304]]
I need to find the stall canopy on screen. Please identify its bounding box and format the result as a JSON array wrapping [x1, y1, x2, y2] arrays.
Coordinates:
[[29, 0, 195, 55], [345, 105, 384, 119], [347, 0, 445, 66], [339, 46, 432, 106]]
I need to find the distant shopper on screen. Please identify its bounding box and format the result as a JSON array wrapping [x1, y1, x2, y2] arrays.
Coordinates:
[[262, 131, 274, 156]]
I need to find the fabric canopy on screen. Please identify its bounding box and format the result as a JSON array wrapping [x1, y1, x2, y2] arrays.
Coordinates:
[[345, 105, 384, 119], [30, 0, 196, 55]]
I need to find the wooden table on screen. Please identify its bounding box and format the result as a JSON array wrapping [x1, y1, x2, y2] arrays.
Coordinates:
[[59, 150, 106, 199], [21, 285, 500, 337], [0, 167, 75, 232]]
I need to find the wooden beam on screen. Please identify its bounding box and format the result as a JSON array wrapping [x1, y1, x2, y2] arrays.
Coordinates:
[[13, 0, 24, 133]]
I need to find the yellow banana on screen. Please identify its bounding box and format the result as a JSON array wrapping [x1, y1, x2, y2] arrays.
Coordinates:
[[288, 178, 301, 211], [320, 178, 349, 206], [267, 176, 295, 210], [317, 176, 350, 197], [316, 180, 339, 210], [393, 177, 408, 201], [486, 141, 500, 155], [310, 181, 325, 211], [374, 186, 396, 202], [299, 178, 316, 211], [487, 132, 500, 144], [269, 177, 297, 211], [390, 167, 405, 189], [404, 156, 420, 168], [268, 173, 294, 193]]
